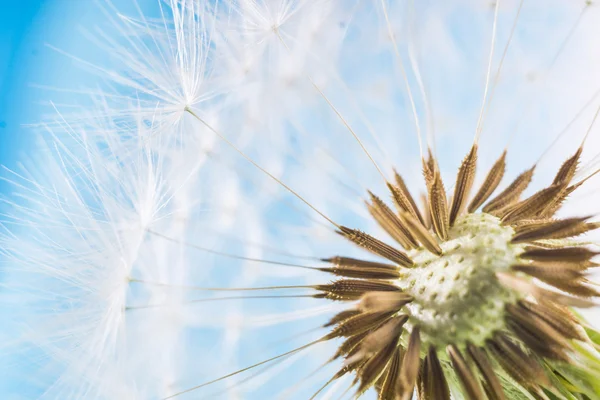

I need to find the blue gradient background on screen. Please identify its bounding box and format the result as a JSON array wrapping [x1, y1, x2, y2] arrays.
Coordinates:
[[0, 2, 107, 397], [1, 0, 90, 190], [0, 0, 147, 181]]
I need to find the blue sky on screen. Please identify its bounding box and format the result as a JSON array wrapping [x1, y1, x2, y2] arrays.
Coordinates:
[[0, 1, 98, 393], [0, 0, 100, 192], [1, 0, 51, 183]]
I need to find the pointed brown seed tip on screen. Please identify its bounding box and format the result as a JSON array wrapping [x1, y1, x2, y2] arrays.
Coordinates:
[[399, 211, 443, 255], [511, 263, 584, 282], [359, 291, 413, 313], [392, 171, 425, 224], [487, 333, 550, 387], [520, 246, 599, 263], [315, 279, 402, 301], [510, 216, 591, 243], [321, 256, 403, 279], [509, 264, 600, 297], [537, 186, 574, 219], [338, 226, 414, 267], [424, 346, 450, 400], [467, 343, 506, 400], [420, 192, 433, 229], [422, 149, 437, 188], [552, 146, 582, 185], [449, 144, 478, 226], [501, 183, 567, 224], [368, 192, 419, 249], [325, 310, 395, 340], [356, 336, 399, 396], [324, 309, 361, 328], [321, 256, 398, 270], [483, 165, 535, 213], [397, 327, 421, 400], [427, 172, 449, 240], [468, 150, 507, 212], [358, 315, 408, 356], [544, 277, 600, 298], [506, 303, 572, 352], [378, 347, 402, 400], [332, 330, 370, 360], [322, 265, 401, 280], [498, 271, 597, 308], [447, 344, 483, 400], [518, 300, 586, 341], [506, 318, 571, 362]]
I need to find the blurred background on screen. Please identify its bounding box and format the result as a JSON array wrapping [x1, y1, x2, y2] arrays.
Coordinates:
[[1, 0, 81, 190]]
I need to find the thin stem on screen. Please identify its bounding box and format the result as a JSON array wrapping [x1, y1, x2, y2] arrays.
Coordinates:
[[126, 295, 317, 311], [162, 338, 326, 399], [129, 278, 313, 292], [184, 107, 340, 228], [474, 0, 501, 143], [274, 29, 388, 183], [147, 229, 321, 271], [380, 0, 423, 159]]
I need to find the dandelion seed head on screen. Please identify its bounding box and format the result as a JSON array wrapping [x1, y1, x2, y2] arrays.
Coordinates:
[[402, 213, 522, 348]]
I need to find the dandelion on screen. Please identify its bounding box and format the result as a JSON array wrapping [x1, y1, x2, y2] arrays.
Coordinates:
[[3, 0, 600, 399]]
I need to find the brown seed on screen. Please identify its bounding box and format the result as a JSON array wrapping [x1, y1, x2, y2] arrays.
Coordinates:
[[510, 216, 591, 243], [501, 183, 567, 224], [466, 343, 506, 400], [518, 300, 586, 341], [544, 277, 600, 298], [422, 149, 437, 189], [511, 263, 584, 282], [537, 182, 580, 219], [423, 346, 450, 400], [469, 150, 507, 212], [552, 147, 582, 185], [356, 336, 400, 396], [400, 212, 443, 255], [378, 348, 402, 400], [323, 256, 398, 271], [519, 246, 599, 264], [332, 330, 370, 360], [496, 272, 596, 308], [420, 193, 432, 229], [368, 192, 419, 249], [390, 171, 425, 225], [505, 304, 572, 356], [321, 257, 402, 280], [359, 292, 413, 313], [449, 144, 478, 226], [326, 265, 402, 280], [487, 333, 549, 388], [324, 309, 361, 327], [506, 318, 570, 362], [447, 344, 483, 400], [359, 315, 408, 356], [512, 218, 555, 231], [398, 327, 421, 400], [325, 310, 395, 340], [338, 226, 414, 267], [315, 279, 402, 301], [483, 165, 535, 213], [428, 173, 449, 240], [416, 357, 426, 400]]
